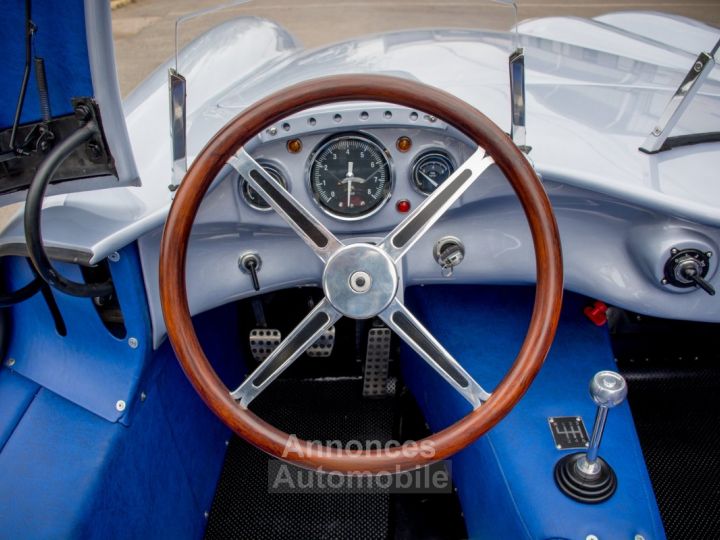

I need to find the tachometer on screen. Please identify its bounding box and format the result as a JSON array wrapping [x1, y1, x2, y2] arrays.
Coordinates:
[[411, 150, 455, 195], [309, 134, 392, 219]]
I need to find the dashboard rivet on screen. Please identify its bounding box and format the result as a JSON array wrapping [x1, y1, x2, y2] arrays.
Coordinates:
[[670, 247, 678, 255], [128, 337, 139, 349], [287, 139, 303, 154], [661, 277, 668, 285], [707, 251, 713, 258], [266, 127, 277, 136], [396, 136, 412, 152], [108, 251, 120, 262], [6, 358, 15, 367], [115, 400, 126, 412]]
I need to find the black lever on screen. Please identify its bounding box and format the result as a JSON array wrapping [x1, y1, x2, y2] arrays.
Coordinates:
[[239, 253, 262, 292], [682, 266, 716, 296]]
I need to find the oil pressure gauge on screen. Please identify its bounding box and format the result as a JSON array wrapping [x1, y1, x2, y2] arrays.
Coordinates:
[[240, 162, 288, 211], [411, 151, 455, 195]]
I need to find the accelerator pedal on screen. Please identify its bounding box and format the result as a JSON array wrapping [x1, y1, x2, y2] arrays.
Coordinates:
[[363, 326, 392, 397]]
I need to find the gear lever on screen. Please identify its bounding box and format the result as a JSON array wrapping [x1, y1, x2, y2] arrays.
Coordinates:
[[554, 370, 627, 503]]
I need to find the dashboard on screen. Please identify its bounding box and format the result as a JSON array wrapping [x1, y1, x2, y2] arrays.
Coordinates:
[[136, 103, 720, 346]]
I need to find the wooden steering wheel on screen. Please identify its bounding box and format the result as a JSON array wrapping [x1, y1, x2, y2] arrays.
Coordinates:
[[159, 75, 563, 473]]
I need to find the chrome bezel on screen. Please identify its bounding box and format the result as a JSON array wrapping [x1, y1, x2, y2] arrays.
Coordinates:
[[306, 132, 394, 222], [410, 149, 456, 196], [239, 160, 289, 212]]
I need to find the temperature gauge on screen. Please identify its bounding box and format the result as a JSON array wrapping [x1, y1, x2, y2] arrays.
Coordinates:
[[411, 151, 455, 195]]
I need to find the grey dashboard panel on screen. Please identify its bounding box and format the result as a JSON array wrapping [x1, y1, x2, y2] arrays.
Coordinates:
[[139, 113, 720, 346]]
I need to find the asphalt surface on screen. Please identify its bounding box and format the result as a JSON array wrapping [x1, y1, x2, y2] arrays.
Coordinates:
[[112, 0, 720, 96]]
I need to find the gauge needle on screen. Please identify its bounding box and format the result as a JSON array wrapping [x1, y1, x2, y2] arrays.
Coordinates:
[[346, 162, 353, 207], [420, 170, 439, 187]]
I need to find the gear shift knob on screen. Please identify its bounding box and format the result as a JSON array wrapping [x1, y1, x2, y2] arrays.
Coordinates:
[[554, 370, 627, 503], [589, 370, 627, 408]]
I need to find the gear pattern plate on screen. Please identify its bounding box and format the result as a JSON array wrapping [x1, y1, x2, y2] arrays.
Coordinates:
[[548, 416, 590, 450]]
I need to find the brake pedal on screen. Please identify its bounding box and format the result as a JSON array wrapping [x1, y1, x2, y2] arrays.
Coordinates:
[[363, 327, 392, 397], [306, 325, 336, 357]]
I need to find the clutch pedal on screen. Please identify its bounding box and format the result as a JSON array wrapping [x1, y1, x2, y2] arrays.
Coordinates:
[[249, 328, 282, 363], [363, 326, 392, 397]]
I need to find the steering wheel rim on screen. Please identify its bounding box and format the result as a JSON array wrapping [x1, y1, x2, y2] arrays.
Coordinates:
[[160, 74, 563, 473]]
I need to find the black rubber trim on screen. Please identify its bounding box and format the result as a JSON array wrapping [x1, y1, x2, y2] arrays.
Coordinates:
[[391, 169, 472, 249], [639, 132, 720, 154], [391, 310, 469, 388], [252, 311, 330, 387], [24, 121, 114, 298], [249, 169, 329, 248]]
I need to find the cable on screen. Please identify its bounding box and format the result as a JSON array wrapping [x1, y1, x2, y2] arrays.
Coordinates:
[[24, 121, 114, 298]]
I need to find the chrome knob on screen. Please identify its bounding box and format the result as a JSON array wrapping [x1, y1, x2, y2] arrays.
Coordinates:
[[589, 370, 627, 408], [578, 370, 627, 475]]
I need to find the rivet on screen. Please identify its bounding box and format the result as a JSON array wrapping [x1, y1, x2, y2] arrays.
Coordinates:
[[128, 337, 139, 349], [266, 127, 277, 136], [204, 511, 209, 519], [116, 400, 126, 412], [707, 251, 713, 258], [586, 535, 599, 540], [635, 535, 646, 540], [140, 392, 147, 402], [661, 278, 668, 285], [425, 115, 437, 123], [225, 440, 230, 446], [652, 127, 662, 136], [108, 252, 120, 262], [6, 358, 16, 367], [670, 247, 678, 255]]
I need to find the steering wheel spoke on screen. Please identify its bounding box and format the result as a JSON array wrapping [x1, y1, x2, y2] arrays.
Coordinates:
[[380, 298, 490, 409], [228, 148, 344, 262], [379, 149, 494, 262], [231, 298, 342, 407]]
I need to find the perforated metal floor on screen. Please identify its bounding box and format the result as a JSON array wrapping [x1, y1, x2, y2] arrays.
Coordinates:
[[204, 378, 395, 540], [623, 365, 720, 540]]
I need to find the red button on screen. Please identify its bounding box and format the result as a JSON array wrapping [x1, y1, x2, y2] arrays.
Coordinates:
[[396, 200, 411, 213]]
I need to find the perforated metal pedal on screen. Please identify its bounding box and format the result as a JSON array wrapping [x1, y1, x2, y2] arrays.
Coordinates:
[[363, 327, 392, 397], [306, 326, 336, 357], [249, 328, 282, 363]]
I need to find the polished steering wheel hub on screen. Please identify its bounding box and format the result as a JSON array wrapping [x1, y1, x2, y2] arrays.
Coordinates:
[[323, 244, 397, 319]]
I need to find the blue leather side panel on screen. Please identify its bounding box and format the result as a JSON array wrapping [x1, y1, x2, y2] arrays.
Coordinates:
[[402, 286, 665, 540], [5, 247, 151, 423], [0, 0, 93, 129], [0, 369, 38, 451]]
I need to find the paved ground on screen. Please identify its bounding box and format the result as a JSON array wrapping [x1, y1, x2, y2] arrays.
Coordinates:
[[112, 0, 720, 96]]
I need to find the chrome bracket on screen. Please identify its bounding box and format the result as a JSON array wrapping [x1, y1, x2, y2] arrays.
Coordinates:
[[509, 47, 530, 154], [169, 69, 187, 189], [640, 38, 719, 154]]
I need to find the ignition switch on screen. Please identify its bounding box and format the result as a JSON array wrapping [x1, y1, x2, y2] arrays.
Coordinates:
[[662, 248, 715, 296], [433, 236, 465, 277]]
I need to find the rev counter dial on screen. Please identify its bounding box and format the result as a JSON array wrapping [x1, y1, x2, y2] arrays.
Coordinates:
[[411, 150, 456, 195], [309, 134, 392, 220]]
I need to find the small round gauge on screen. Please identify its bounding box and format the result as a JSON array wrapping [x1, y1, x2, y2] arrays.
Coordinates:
[[240, 162, 287, 211], [411, 151, 456, 195], [309, 134, 392, 219]]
